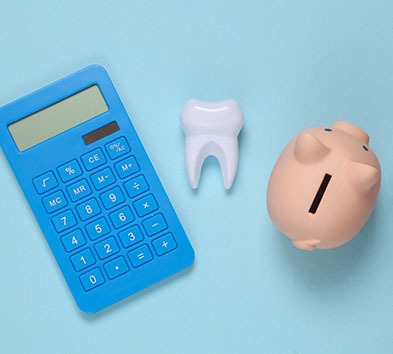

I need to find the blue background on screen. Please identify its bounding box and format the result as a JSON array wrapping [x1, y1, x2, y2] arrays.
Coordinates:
[[1, 1, 393, 353]]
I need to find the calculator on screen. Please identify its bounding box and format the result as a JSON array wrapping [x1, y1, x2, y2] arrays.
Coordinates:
[[0, 65, 194, 313]]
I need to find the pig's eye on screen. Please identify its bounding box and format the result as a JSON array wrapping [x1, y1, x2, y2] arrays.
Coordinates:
[[362, 145, 369, 152], [324, 128, 332, 132]]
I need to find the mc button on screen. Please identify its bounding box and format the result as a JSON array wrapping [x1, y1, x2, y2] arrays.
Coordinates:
[[42, 191, 68, 213]]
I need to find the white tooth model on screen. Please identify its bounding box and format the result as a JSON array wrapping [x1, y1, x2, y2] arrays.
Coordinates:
[[180, 99, 244, 190]]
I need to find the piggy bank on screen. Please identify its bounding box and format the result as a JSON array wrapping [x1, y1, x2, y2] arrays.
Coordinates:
[[267, 121, 381, 250]]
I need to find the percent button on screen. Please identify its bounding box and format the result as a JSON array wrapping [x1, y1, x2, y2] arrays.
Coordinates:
[[57, 160, 83, 183]]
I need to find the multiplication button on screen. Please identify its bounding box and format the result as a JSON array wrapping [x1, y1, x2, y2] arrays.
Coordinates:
[[33, 171, 58, 194], [133, 194, 158, 217]]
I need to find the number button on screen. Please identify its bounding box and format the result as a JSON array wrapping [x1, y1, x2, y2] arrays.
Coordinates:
[[128, 245, 153, 268], [90, 168, 116, 190], [61, 229, 86, 252], [115, 156, 140, 179], [105, 137, 130, 159], [142, 213, 168, 236], [76, 198, 101, 221], [80, 268, 105, 291], [125, 175, 149, 198], [42, 190, 68, 213], [33, 171, 58, 194], [66, 179, 92, 202], [57, 160, 82, 183], [109, 206, 135, 229], [133, 194, 158, 217], [85, 217, 110, 240], [118, 225, 144, 248], [100, 187, 125, 209], [152, 233, 177, 256], [81, 148, 106, 171], [52, 210, 77, 233], [95, 237, 120, 260], [104, 257, 129, 279], [70, 249, 96, 271]]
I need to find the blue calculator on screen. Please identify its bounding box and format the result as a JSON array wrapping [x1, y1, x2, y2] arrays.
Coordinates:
[[0, 65, 194, 313]]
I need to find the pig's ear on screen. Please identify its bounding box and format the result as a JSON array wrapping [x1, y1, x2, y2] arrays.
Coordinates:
[[346, 160, 380, 192], [294, 132, 330, 163]]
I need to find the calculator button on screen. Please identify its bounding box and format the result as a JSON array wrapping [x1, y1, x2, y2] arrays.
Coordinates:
[[100, 187, 125, 209], [152, 233, 177, 256], [109, 206, 135, 229], [80, 268, 105, 291], [125, 175, 149, 198], [52, 210, 77, 232], [95, 237, 120, 260], [142, 214, 168, 236], [42, 190, 68, 213], [129, 245, 153, 268], [81, 148, 106, 171], [61, 229, 86, 252], [76, 198, 101, 221], [57, 160, 82, 183], [105, 137, 130, 159], [85, 217, 111, 240], [115, 156, 140, 179], [70, 248, 96, 271], [104, 257, 129, 279], [90, 168, 116, 190], [33, 171, 58, 194], [118, 225, 144, 248], [66, 179, 92, 202], [133, 194, 158, 217]]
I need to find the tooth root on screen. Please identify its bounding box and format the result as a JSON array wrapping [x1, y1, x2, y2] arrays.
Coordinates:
[[180, 99, 244, 190]]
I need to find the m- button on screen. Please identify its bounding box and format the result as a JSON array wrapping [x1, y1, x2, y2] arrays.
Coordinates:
[[81, 148, 106, 171]]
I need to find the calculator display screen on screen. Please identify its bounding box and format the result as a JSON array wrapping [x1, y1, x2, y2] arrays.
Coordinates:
[[8, 85, 108, 151]]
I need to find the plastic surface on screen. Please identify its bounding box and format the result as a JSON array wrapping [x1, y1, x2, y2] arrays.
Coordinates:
[[267, 121, 381, 250], [180, 99, 244, 189], [0, 64, 194, 312]]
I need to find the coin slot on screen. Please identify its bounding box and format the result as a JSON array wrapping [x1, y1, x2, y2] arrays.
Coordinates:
[[308, 173, 332, 214]]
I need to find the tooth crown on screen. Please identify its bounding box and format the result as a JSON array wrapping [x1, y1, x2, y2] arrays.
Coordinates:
[[180, 99, 244, 190]]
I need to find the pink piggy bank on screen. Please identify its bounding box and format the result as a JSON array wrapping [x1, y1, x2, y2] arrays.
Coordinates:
[[267, 121, 381, 250]]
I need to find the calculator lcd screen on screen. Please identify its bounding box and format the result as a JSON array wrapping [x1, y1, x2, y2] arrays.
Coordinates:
[[8, 85, 109, 151]]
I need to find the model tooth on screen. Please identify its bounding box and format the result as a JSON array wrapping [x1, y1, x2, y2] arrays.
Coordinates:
[[180, 99, 244, 189]]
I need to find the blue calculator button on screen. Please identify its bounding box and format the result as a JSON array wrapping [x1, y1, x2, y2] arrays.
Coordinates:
[[142, 214, 168, 236], [76, 198, 101, 221], [109, 206, 135, 229], [105, 137, 130, 159], [42, 191, 68, 213], [80, 268, 105, 291], [115, 156, 140, 179], [133, 194, 158, 217], [81, 148, 106, 171], [118, 225, 144, 248], [52, 210, 77, 233], [152, 233, 177, 256], [95, 237, 120, 260], [100, 187, 125, 209], [70, 248, 96, 271], [125, 175, 149, 198], [33, 171, 58, 194], [85, 217, 111, 240], [57, 160, 82, 183], [104, 257, 129, 279], [90, 167, 116, 190], [61, 229, 86, 252], [66, 179, 92, 202], [128, 245, 153, 268]]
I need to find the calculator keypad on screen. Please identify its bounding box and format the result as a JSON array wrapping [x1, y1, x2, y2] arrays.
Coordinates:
[[33, 136, 180, 295]]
